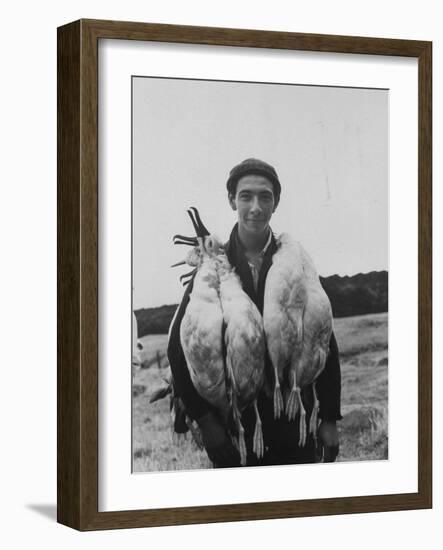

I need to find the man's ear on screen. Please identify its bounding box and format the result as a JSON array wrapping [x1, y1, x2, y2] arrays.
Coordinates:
[[228, 193, 237, 211]]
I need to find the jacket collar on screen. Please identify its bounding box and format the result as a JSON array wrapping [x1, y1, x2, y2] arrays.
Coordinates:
[[225, 224, 277, 312]]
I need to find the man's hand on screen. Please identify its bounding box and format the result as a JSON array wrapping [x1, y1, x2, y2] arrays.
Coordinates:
[[317, 420, 339, 462], [197, 411, 240, 467]]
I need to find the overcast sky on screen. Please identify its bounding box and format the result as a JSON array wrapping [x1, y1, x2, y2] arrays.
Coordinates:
[[133, 77, 388, 309]]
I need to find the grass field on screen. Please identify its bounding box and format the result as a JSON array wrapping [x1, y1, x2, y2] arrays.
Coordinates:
[[132, 312, 388, 472]]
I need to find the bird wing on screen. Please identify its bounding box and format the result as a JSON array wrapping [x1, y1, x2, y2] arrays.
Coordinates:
[[295, 281, 333, 386], [180, 297, 228, 415], [225, 307, 265, 407], [264, 262, 301, 381]]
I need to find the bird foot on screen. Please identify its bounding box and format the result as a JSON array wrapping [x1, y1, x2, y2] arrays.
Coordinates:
[[238, 430, 247, 466], [253, 421, 264, 459], [285, 387, 300, 421], [309, 404, 319, 440], [299, 409, 307, 447], [274, 385, 284, 419]]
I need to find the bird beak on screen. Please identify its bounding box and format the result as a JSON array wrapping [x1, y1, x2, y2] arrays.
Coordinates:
[[173, 234, 197, 246], [180, 268, 197, 285], [171, 260, 186, 268], [187, 207, 210, 237]]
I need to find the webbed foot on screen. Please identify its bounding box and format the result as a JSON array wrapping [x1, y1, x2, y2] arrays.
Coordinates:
[[308, 382, 320, 441], [285, 387, 300, 421], [299, 406, 307, 447], [253, 420, 264, 459], [238, 424, 247, 466], [274, 384, 284, 419]]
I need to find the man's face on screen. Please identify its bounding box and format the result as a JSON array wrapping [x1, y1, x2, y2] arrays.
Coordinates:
[[229, 174, 277, 235]]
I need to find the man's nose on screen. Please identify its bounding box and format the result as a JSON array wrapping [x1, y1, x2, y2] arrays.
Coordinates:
[[250, 196, 262, 213]]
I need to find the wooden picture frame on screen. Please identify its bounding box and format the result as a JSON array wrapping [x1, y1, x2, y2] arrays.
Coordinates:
[[57, 18, 432, 530]]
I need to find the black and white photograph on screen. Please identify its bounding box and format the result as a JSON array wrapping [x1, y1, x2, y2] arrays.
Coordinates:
[[1, 0, 437, 539], [131, 76, 389, 472]]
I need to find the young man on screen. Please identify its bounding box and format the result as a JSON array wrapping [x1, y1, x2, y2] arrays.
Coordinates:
[[168, 158, 342, 468]]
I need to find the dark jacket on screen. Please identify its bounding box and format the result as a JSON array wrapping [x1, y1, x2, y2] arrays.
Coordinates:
[[167, 225, 342, 423]]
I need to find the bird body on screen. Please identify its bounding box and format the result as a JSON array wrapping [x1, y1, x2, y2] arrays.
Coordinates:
[[263, 233, 333, 445], [294, 245, 332, 388], [180, 252, 230, 422], [263, 234, 306, 418], [217, 254, 266, 464]]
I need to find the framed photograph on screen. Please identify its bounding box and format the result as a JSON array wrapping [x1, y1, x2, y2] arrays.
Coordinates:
[[57, 19, 432, 530]]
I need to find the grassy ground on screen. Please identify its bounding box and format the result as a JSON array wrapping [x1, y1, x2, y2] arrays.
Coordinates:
[[333, 313, 388, 462], [132, 312, 388, 472], [132, 334, 212, 472]]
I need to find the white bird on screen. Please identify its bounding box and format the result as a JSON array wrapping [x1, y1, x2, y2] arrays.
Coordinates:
[[173, 207, 266, 465], [263, 233, 333, 446], [216, 254, 266, 465], [178, 208, 230, 423], [263, 235, 305, 419]]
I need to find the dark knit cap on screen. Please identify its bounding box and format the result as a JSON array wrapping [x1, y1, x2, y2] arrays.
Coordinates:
[[226, 158, 281, 200]]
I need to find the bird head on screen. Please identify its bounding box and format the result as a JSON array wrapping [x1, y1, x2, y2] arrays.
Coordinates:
[[172, 207, 223, 285], [186, 206, 224, 255], [173, 207, 223, 259]]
